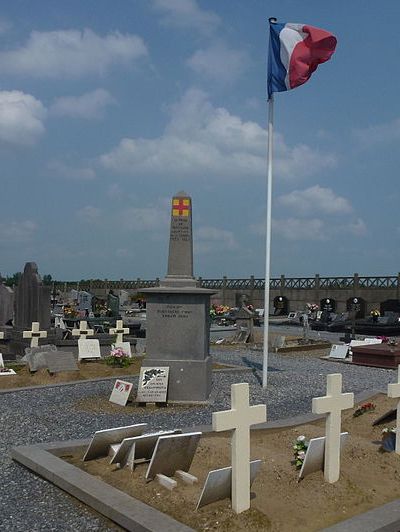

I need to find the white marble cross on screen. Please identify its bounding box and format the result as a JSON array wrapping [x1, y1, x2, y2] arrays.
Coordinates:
[[387, 364, 400, 454], [109, 320, 129, 343], [23, 322, 47, 348], [312, 373, 354, 483], [212, 383, 266, 513], [72, 320, 94, 339]]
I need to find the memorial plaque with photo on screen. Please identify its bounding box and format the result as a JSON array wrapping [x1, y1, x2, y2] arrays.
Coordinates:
[[136, 366, 169, 403], [109, 380, 134, 406], [113, 342, 132, 358]]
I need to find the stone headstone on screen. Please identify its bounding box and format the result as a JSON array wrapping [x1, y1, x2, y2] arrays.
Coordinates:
[[141, 192, 215, 402], [196, 460, 262, 510], [22, 344, 57, 371], [107, 291, 120, 317], [145, 432, 202, 480], [212, 383, 266, 513], [136, 367, 169, 403], [77, 291, 92, 311], [44, 351, 78, 373], [113, 342, 132, 358], [0, 353, 3, 367], [0, 280, 14, 325], [78, 339, 101, 361], [83, 423, 148, 461], [14, 263, 51, 330], [109, 379, 134, 406], [299, 433, 348, 479], [312, 373, 354, 483], [272, 335, 286, 349]]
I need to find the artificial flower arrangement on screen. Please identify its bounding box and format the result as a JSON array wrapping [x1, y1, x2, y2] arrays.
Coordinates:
[[104, 347, 131, 368], [293, 435, 308, 469], [0, 367, 13, 373], [306, 303, 319, 312], [353, 402, 376, 417], [210, 304, 231, 318], [382, 427, 396, 435]]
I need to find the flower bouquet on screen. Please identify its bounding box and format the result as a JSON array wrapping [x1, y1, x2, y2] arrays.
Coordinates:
[[104, 347, 131, 368], [353, 402, 376, 417], [293, 435, 308, 469]]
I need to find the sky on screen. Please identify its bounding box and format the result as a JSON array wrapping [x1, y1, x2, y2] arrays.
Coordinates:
[[0, 0, 399, 281]]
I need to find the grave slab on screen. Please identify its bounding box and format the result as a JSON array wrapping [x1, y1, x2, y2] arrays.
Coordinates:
[[299, 433, 348, 479], [83, 424, 148, 461], [78, 339, 101, 361], [329, 344, 348, 359], [352, 343, 400, 369], [146, 432, 201, 480], [44, 351, 78, 373], [197, 459, 261, 510]]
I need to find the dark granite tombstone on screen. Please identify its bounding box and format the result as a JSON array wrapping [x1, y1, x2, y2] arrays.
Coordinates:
[[0, 275, 14, 325], [107, 291, 120, 317], [14, 263, 51, 330], [141, 191, 215, 402]]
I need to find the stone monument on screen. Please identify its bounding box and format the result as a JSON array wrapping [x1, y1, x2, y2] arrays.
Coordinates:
[[0, 275, 14, 325], [141, 191, 215, 402], [14, 263, 51, 330]]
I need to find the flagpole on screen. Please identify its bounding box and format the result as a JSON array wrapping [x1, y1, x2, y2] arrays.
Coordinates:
[[262, 93, 274, 389]]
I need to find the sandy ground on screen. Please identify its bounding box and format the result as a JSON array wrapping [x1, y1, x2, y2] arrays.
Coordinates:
[[64, 394, 400, 532]]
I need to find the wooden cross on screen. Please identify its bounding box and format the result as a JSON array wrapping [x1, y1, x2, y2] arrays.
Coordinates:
[[23, 322, 47, 348], [72, 320, 94, 339], [387, 365, 400, 454], [212, 383, 266, 513], [109, 320, 129, 343], [312, 373, 354, 483]]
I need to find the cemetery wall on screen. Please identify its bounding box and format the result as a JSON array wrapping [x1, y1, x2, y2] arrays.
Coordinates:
[[55, 274, 400, 313]]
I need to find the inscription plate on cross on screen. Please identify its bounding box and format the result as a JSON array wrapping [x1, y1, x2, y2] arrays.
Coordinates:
[[387, 364, 400, 454], [109, 320, 129, 343], [312, 373, 354, 483], [212, 383, 266, 513]]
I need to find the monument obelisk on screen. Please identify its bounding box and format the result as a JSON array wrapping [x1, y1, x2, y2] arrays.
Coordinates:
[[141, 191, 215, 402]]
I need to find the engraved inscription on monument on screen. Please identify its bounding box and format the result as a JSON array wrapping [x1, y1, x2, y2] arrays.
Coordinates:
[[156, 304, 194, 320], [136, 367, 169, 403]]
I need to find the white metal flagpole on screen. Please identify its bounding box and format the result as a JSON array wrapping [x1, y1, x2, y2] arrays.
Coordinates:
[[262, 94, 274, 389]]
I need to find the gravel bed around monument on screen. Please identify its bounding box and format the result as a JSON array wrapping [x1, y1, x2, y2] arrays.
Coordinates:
[[1, 348, 398, 531]]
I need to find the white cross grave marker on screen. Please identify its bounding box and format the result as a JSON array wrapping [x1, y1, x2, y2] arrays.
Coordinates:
[[109, 320, 129, 343], [0, 332, 4, 340], [387, 364, 400, 454], [312, 373, 354, 483], [71, 320, 94, 339], [212, 382, 266, 513], [23, 322, 47, 348]]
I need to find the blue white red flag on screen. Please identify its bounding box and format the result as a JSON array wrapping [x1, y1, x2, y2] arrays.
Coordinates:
[[268, 21, 337, 99]]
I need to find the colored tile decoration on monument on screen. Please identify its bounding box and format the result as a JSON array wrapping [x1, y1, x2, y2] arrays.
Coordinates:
[[172, 197, 190, 217]]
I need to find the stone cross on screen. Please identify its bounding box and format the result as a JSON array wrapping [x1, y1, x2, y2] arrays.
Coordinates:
[[212, 383, 266, 513], [71, 320, 94, 339], [312, 373, 354, 483], [109, 320, 129, 343], [387, 364, 400, 454], [0, 332, 4, 340], [23, 322, 48, 348]]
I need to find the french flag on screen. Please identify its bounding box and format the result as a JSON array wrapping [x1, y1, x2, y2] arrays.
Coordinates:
[[268, 20, 337, 99]]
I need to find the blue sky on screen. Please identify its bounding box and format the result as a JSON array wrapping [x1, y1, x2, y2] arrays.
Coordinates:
[[0, 1, 398, 280]]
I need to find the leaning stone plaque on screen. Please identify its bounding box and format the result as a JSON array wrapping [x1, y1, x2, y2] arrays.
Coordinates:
[[136, 366, 169, 403], [22, 344, 57, 372], [299, 432, 348, 480], [44, 351, 78, 374], [78, 339, 101, 361], [329, 344, 348, 359], [109, 379, 134, 406]]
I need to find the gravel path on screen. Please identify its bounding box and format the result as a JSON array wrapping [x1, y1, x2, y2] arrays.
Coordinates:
[[0, 348, 396, 531]]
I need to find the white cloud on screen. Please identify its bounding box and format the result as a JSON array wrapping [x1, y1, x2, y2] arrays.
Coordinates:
[[152, 0, 220, 35], [50, 89, 115, 119], [345, 218, 367, 236], [195, 226, 238, 254], [118, 205, 169, 232], [0, 17, 12, 34], [187, 41, 249, 83], [48, 160, 96, 181], [277, 185, 352, 216], [100, 88, 335, 181], [0, 220, 37, 242], [354, 117, 400, 146], [0, 90, 46, 145], [274, 217, 326, 241], [0, 29, 147, 78], [107, 183, 123, 199], [76, 206, 101, 223]]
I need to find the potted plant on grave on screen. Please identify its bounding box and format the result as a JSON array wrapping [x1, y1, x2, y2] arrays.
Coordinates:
[[293, 435, 308, 469], [104, 347, 131, 368]]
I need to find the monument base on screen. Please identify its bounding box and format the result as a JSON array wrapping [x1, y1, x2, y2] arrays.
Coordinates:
[[143, 356, 212, 402]]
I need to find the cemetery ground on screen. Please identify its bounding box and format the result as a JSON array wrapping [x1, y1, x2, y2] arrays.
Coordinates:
[[2, 348, 400, 531]]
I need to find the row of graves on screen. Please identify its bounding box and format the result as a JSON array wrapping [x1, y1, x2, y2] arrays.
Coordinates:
[[11, 372, 400, 530]]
